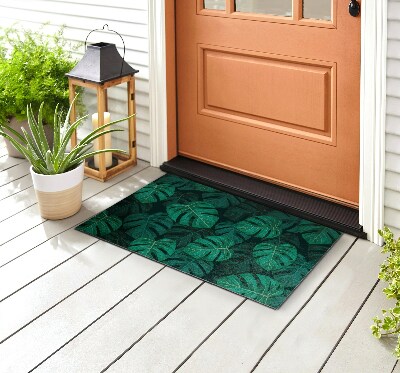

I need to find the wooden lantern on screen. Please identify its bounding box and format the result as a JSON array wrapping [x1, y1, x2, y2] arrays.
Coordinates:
[[66, 26, 139, 182]]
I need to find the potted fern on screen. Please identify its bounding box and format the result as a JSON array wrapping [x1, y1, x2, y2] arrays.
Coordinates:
[[0, 99, 129, 220], [0, 24, 82, 157]]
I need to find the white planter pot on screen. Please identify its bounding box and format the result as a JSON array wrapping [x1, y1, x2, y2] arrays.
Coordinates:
[[30, 162, 84, 220]]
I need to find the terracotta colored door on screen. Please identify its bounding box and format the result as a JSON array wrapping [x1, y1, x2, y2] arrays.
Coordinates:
[[176, 0, 361, 207]]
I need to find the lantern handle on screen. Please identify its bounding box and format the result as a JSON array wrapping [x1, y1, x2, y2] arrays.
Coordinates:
[[84, 24, 126, 77]]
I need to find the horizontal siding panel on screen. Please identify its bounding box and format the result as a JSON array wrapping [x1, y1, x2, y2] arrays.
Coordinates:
[[387, 97, 400, 116], [385, 207, 400, 230], [387, 59, 400, 79], [386, 171, 400, 192], [387, 226, 400, 238], [386, 133, 400, 154], [386, 153, 400, 173], [0, 0, 150, 161], [385, 189, 400, 211], [388, 2, 400, 22], [387, 77, 400, 97], [387, 40, 400, 59], [386, 115, 400, 135], [385, 1, 400, 231], [0, 1, 148, 25], [46, 0, 148, 10], [388, 20, 400, 41]]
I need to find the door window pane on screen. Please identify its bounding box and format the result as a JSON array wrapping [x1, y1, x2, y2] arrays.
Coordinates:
[[235, 0, 292, 17], [204, 0, 226, 11], [303, 0, 331, 21]]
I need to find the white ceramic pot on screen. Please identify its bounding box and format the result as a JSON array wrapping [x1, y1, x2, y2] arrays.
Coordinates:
[[30, 162, 84, 220]]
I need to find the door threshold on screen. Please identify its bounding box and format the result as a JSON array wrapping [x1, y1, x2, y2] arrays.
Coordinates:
[[161, 156, 366, 239]]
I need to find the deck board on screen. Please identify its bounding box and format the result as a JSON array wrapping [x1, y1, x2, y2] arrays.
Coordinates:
[[253, 239, 383, 373], [0, 254, 163, 372], [322, 281, 397, 373], [0, 241, 128, 342], [36, 269, 203, 373], [0, 162, 153, 266], [107, 284, 244, 373], [0, 162, 31, 188], [177, 234, 356, 373], [0, 158, 387, 372]]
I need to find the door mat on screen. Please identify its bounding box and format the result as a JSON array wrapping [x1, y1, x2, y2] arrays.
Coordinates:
[[76, 174, 342, 309]]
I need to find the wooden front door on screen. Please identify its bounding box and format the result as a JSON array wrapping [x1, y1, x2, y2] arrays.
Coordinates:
[[176, 0, 361, 207]]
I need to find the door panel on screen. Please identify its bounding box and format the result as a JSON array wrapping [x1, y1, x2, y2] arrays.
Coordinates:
[[176, 0, 361, 206]]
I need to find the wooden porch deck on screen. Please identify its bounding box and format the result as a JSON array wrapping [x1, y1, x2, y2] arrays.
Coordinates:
[[0, 139, 397, 373]]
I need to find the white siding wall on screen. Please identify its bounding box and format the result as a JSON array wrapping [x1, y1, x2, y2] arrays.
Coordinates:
[[0, 0, 150, 161], [385, 0, 400, 236]]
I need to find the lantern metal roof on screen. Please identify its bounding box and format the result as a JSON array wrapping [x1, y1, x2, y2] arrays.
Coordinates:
[[66, 42, 139, 84]]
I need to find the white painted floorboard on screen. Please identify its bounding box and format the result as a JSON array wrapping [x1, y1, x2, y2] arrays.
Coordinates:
[[253, 239, 384, 373], [36, 269, 203, 373], [178, 234, 356, 373], [0, 241, 128, 342], [0, 158, 393, 372], [322, 282, 397, 373]]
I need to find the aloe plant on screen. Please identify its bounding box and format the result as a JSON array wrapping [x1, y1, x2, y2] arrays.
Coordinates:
[[0, 99, 129, 175]]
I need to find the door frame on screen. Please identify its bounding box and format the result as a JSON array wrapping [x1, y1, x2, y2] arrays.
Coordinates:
[[148, 0, 387, 244]]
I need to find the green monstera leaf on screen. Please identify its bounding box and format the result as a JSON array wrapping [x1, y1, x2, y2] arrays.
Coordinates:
[[166, 202, 219, 228], [184, 236, 235, 262], [236, 215, 282, 239], [223, 202, 259, 222], [124, 213, 173, 239], [166, 192, 200, 205], [108, 198, 153, 218], [202, 191, 242, 209], [215, 221, 250, 244], [288, 221, 341, 245], [103, 231, 133, 247], [135, 183, 175, 204], [253, 242, 298, 271], [216, 273, 285, 307], [273, 254, 312, 289], [162, 225, 202, 248], [128, 238, 176, 261], [77, 212, 122, 236], [163, 254, 214, 278]]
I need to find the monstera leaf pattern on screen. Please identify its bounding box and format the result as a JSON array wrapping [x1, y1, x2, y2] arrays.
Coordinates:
[[253, 242, 298, 271], [76, 173, 342, 310], [236, 215, 282, 239], [164, 254, 214, 277], [128, 238, 176, 261], [135, 183, 175, 203], [288, 222, 341, 245], [215, 221, 250, 244], [166, 202, 219, 228], [184, 236, 235, 262], [202, 191, 242, 209], [77, 212, 122, 236], [216, 273, 285, 307], [124, 213, 173, 239]]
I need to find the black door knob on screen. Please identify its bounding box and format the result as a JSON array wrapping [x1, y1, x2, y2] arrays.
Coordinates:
[[349, 0, 360, 17]]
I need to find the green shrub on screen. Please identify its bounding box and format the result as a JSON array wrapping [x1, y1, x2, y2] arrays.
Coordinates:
[[371, 227, 400, 358], [0, 24, 81, 126]]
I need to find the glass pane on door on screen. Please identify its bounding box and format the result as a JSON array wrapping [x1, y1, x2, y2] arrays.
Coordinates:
[[303, 0, 331, 21], [204, 0, 226, 11], [235, 0, 292, 17]]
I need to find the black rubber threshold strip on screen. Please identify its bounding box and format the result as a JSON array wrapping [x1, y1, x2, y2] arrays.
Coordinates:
[[160, 156, 366, 239]]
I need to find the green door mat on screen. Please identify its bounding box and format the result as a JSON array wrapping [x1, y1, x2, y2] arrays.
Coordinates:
[[76, 174, 342, 309]]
